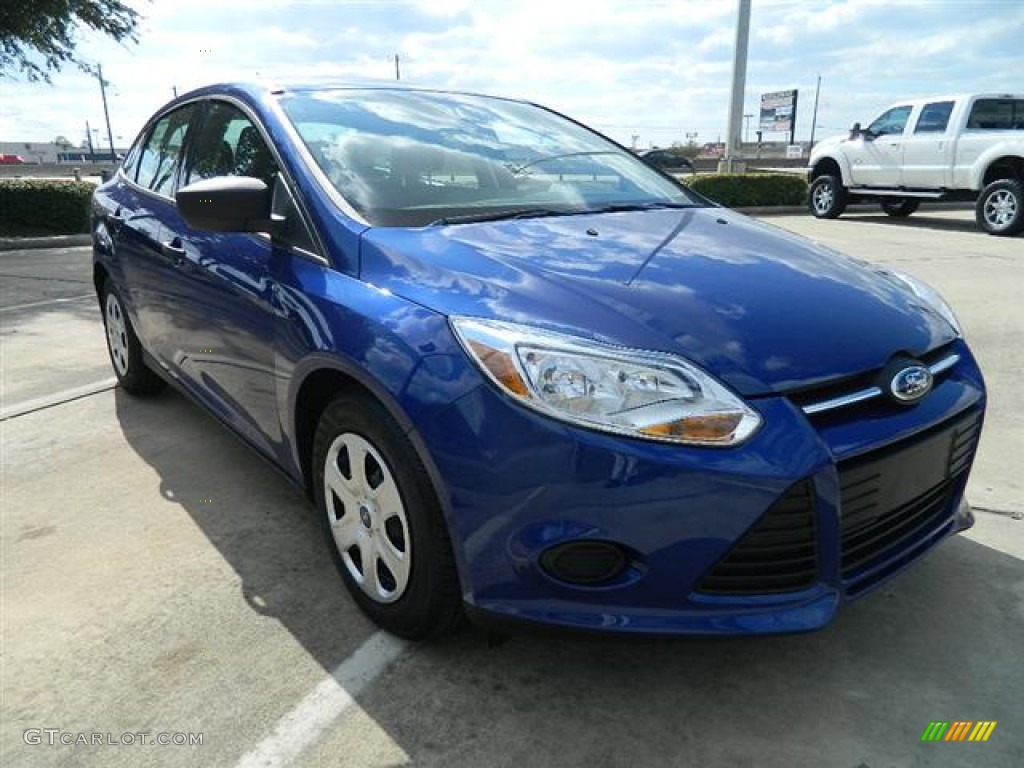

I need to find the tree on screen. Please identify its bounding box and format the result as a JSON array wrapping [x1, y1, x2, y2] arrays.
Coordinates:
[[0, 0, 140, 82], [53, 135, 73, 149]]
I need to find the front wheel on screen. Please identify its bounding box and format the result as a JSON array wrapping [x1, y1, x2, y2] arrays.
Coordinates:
[[808, 175, 848, 219], [312, 392, 461, 639], [880, 199, 920, 217], [976, 179, 1023, 236]]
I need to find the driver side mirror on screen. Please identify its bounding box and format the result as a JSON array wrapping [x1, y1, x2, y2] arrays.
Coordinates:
[[849, 122, 862, 139], [176, 176, 283, 234]]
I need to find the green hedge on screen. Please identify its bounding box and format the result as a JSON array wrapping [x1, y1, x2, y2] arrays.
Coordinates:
[[0, 179, 95, 236], [683, 173, 807, 208]]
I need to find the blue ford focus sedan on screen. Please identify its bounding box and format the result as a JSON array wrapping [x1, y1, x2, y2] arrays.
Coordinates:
[[92, 83, 985, 639]]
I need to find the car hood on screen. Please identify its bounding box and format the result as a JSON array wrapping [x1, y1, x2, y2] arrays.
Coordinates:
[[359, 207, 957, 395]]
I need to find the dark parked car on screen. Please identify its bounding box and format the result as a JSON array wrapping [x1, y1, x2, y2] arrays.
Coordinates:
[[638, 148, 695, 174], [93, 83, 985, 639]]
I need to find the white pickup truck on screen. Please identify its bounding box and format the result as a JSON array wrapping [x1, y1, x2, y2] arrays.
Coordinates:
[[807, 93, 1024, 236]]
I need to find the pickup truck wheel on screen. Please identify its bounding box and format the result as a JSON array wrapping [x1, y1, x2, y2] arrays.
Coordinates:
[[880, 199, 920, 217], [809, 175, 848, 219], [976, 179, 1023, 236]]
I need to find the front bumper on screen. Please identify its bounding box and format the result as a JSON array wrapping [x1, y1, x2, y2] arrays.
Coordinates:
[[417, 340, 985, 636]]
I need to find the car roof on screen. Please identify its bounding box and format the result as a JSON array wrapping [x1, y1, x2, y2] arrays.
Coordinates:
[[173, 79, 531, 106]]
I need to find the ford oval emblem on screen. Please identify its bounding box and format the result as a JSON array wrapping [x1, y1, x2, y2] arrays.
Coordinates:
[[890, 365, 933, 403]]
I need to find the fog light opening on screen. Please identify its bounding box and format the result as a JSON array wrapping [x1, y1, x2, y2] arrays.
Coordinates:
[[539, 540, 628, 586]]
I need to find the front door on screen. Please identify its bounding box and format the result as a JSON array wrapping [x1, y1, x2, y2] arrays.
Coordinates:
[[157, 100, 290, 456], [848, 105, 912, 187]]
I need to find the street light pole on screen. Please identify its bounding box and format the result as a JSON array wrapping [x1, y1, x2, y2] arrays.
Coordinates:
[[719, 0, 751, 173], [809, 75, 822, 148], [97, 64, 116, 160]]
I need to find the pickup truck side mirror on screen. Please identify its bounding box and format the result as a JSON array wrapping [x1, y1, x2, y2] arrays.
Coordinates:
[[849, 122, 862, 139]]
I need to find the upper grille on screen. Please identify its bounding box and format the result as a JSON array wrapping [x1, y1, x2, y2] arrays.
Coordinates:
[[838, 408, 982, 583], [788, 344, 960, 417], [698, 481, 818, 594]]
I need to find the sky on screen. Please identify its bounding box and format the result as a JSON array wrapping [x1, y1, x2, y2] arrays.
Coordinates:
[[1, 0, 1022, 152]]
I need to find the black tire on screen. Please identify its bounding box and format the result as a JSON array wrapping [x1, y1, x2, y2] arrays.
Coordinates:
[[808, 175, 848, 219], [100, 278, 166, 395], [312, 392, 461, 639], [880, 199, 920, 217], [975, 179, 1024, 236]]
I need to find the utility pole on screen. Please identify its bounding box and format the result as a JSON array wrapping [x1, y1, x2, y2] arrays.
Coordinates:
[[719, 0, 751, 173], [97, 64, 116, 160], [85, 120, 95, 162], [809, 75, 822, 148], [394, 53, 401, 81]]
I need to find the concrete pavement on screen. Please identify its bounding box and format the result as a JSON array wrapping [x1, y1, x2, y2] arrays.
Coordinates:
[[2, 211, 1022, 767]]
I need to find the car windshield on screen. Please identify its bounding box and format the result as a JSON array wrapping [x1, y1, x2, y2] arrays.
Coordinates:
[[278, 88, 702, 227]]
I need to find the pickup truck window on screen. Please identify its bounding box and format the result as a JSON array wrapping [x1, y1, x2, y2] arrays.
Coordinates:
[[867, 106, 912, 137], [967, 98, 1024, 131], [914, 101, 954, 133]]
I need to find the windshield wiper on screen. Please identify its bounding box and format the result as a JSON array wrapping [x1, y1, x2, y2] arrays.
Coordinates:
[[585, 201, 698, 214], [429, 208, 579, 226], [429, 201, 698, 226]]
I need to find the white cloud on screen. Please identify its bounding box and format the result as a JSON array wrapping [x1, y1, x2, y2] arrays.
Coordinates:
[[1, 0, 1022, 151]]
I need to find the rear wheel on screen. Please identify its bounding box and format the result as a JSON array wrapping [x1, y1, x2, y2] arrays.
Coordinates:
[[312, 392, 461, 639], [101, 279, 165, 395], [976, 179, 1023, 236], [808, 175, 848, 219], [880, 199, 920, 217]]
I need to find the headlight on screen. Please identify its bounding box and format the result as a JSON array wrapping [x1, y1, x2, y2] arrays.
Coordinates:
[[887, 269, 963, 337], [451, 317, 761, 446]]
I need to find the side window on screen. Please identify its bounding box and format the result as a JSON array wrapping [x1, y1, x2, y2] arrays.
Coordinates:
[[120, 133, 146, 181], [136, 105, 195, 196], [967, 98, 1024, 130], [185, 101, 279, 189], [914, 101, 954, 134], [867, 106, 912, 137], [271, 178, 319, 254], [188, 101, 319, 254]]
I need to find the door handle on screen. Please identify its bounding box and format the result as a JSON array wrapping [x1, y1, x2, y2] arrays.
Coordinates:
[[161, 239, 186, 265]]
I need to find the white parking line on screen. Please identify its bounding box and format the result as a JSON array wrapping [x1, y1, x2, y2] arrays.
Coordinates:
[[0, 293, 95, 313], [235, 631, 408, 768], [0, 378, 117, 421]]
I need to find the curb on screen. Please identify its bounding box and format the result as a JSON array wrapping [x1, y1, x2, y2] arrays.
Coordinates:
[[0, 234, 91, 252]]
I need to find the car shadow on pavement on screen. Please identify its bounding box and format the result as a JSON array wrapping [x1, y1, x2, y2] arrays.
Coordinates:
[[845, 213, 986, 235], [113, 386, 383, 668], [114, 387, 1024, 768]]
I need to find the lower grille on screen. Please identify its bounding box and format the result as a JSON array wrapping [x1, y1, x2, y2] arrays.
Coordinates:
[[698, 481, 818, 594], [839, 408, 981, 581]]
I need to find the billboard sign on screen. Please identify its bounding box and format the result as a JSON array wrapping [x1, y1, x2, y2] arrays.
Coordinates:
[[760, 89, 798, 134]]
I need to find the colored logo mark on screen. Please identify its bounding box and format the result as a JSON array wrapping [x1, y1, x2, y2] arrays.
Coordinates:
[[921, 721, 997, 742]]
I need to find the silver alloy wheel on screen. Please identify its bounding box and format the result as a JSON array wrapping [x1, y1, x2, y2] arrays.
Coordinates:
[[323, 432, 411, 603], [105, 292, 129, 376], [983, 188, 1018, 230], [812, 181, 834, 215]]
